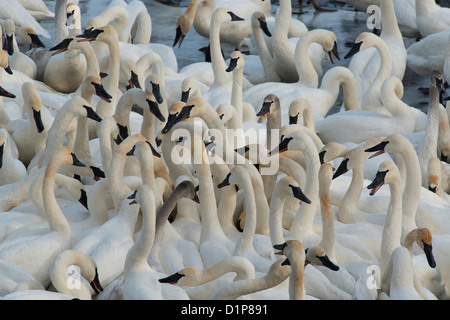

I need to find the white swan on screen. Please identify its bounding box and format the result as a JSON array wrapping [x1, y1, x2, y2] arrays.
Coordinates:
[[242, 29, 340, 109], [415, 0, 450, 38], [6, 82, 48, 167], [123, 184, 189, 300], [173, 0, 270, 49], [0, 128, 26, 185], [315, 76, 415, 144], [0, 259, 44, 296], [0, 146, 85, 287], [158, 256, 255, 300]]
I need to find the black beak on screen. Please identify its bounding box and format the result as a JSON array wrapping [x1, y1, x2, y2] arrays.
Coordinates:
[[176, 104, 195, 122], [273, 242, 288, 254], [127, 189, 137, 205], [161, 113, 178, 134], [235, 145, 250, 155], [227, 11, 245, 21], [5, 35, 14, 56], [217, 172, 231, 188], [173, 25, 185, 48], [367, 170, 388, 196], [344, 41, 362, 59], [269, 137, 293, 156], [100, 72, 108, 79], [428, 185, 437, 193], [332, 158, 349, 180], [0, 86, 15, 98], [258, 18, 272, 37], [71, 152, 86, 167], [3, 64, 13, 75], [257, 101, 272, 117], [151, 82, 164, 104], [226, 57, 239, 72], [289, 184, 311, 204], [365, 140, 389, 159], [126, 70, 141, 90], [434, 76, 447, 96], [147, 99, 165, 122], [90, 166, 105, 181], [79, 189, 88, 210], [281, 258, 291, 266], [29, 33, 46, 48], [423, 242, 436, 268], [159, 272, 185, 284], [77, 28, 104, 41], [155, 136, 162, 147], [92, 82, 112, 103], [328, 41, 340, 64], [319, 150, 326, 165], [33, 109, 45, 133], [146, 141, 161, 158], [181, 88, 190, 102], [0, 143, 4, 169], [90, 268, 103, 294], [82, 105, 102, 122], [117, 123, 129, 143], [49, 38, 73, 55], [317, 255, 340, 271], [126, 145, 135, 156], [440, 152, 448, 163], [289, 114, 298, 125]]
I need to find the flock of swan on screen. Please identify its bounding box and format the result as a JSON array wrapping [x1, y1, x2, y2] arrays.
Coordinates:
[[0, 0, 448, 301]]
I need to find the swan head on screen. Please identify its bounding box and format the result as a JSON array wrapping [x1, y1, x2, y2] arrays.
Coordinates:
[[50, 146, 86, 169], [159, 271, 187, 284], [76, 27, 105, 42], [304, 246, 339, 271], [66, 3, 81, 29], [256, 94, 280, 124], [82, 104, 103, 122], [15, 27, 46, 49], [288, 99, 311, 125], [318, 142, 348, 165], [367, 160, 399, 196], [22, 82, 45, 133], [175, 97, 205, 124], [405, 228, 436, 268], [181, 77, 198, 102], [146, 93, 165, 123], [161, 101, 186, 134], [274, 240, 305, 267], [251, 11, 272, 37], [146, 73, 164, 104], [85, 75, 112, 103], [431, 70, 447, 96], [344, 32, 381, 60], [173, 13, 194, 48], [49, 37, 75, 55], [226, 50, 245, 73]]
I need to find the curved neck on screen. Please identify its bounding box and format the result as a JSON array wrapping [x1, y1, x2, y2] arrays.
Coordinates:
[[294, 31, 322, 88], [289, 138, 320, 240], [380, 0, 404, 42], [126, 194, 156, 271], [233, 169, 257, 253], [380, 177, 403, 275], [336, 164, 364, 221], [205, 257, 255, 282], [210, 13, 229, 87], [321, 67, 359, 111], [231, 68, 244, 122], [251, 20, 280, 82], [42, 160, 71, 233]]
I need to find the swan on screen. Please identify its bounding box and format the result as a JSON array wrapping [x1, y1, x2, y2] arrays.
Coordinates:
[[123, 185, 189, 300], [217, 165, 275, 273], [148, 177, 204, 275], [6, 82, 48, 167], [0, 128, 27, 185], [242, 11, 281, 84], [1, 249, 103, 300], [173, 0, 269, 49], [208, 258, 291, 300], [242, 29, 340, 109], [17, 0, 54, 21], [36, 95, 102, 170], [415, 0, 450, 38], [2, 19, 39, 79], [0, 146, 85, 287], [0, 0, 51, 39], [158, 256, 255, 300], [0, 260, 44, 296], [288, 98, 315, 128], [315, 76, 416, 144], [271, 0, 328, 83], [344, 31, 395, 114], [427, 157, 450, 201], [406, 29, 450, 77], [77, 25, 121, 120], [188, 132, 235, 268], [347, 0, 406, 111]]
